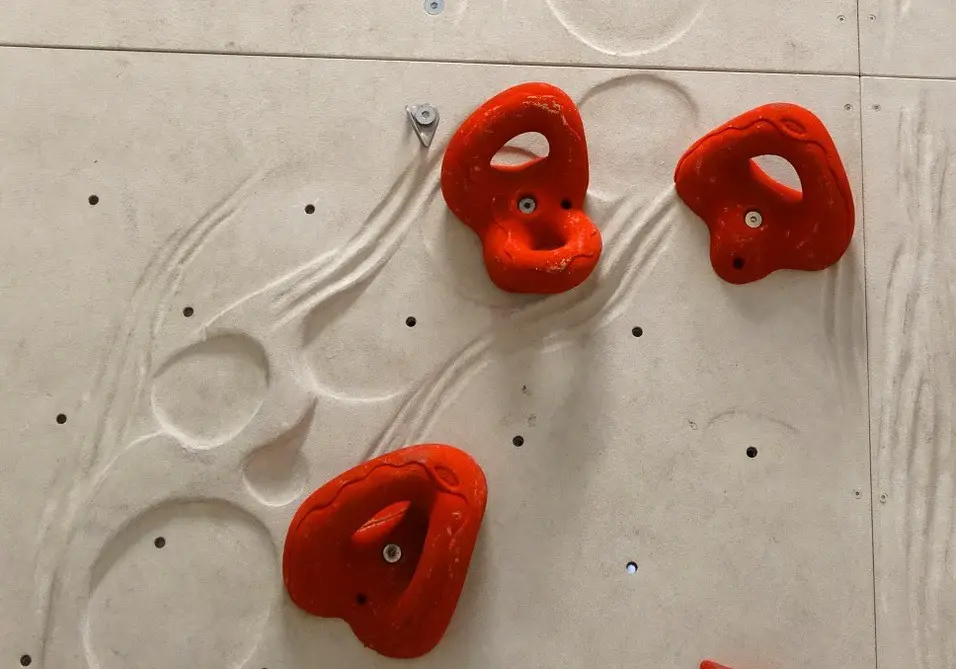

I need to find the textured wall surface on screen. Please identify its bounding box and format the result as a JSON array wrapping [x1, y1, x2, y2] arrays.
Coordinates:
[[860, 1, 956, 77], [0, 2, 953, 669], [863, 77, 956, 669], [0, 0, 858, 73]]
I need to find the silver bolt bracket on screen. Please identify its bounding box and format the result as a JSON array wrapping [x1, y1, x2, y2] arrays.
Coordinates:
[[406, 104, 440, 148], [424, 0, 444, 15]]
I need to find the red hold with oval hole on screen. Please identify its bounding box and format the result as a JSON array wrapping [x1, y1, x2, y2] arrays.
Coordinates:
[[282, 444, 488, 659], [674, 103, 854, 284], [441, 82, 602, 294]]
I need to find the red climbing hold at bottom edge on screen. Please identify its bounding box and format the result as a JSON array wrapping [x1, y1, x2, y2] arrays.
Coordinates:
[[282, 443, 488, 659]]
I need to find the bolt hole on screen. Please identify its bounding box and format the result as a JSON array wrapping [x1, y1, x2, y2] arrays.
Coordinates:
[[868, 14, 876, 21], [746, 446, 758, 458], [631, 326, 643, 338], [20, 655, 32, 667], [732, 257, 745, 270], [560, 199, 572, 210], [88, 194, 99, 206], [854, 489, 862, 498], [626, 561, 638, 574], [305, 204, 315, 215], [182, 306, 194, 318], [837, 14, 845, 22], [405, 316, 417, 327], [845, 103, 853, 111], [154, 536, 166, 548], [512, 435, 524, 447], [356, 593, 368, 605], [56, 413, 67, 425]]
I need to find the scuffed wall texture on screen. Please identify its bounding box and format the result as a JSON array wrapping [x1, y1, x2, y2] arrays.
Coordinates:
[[1, 2, 954, 669]]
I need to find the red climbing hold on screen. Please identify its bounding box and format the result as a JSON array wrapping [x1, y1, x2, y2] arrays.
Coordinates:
[[674, 103, 854, 284], [441, 82, 602, 294], [282, 444, 488, 659], [701, 662, 735, 669]]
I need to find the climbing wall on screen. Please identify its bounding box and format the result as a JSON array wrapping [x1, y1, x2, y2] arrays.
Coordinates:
[[0, 3, 950, 669]]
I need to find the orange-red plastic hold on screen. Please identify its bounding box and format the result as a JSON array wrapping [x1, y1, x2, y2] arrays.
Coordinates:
[[441, 82, 602, 294], [701, 662, 735, 669], [674, 103, 855, 284], [282, 444, 488, 659]]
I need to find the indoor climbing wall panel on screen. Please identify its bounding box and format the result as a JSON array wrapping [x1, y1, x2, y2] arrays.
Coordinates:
[[0, 0, 859, 73], [861, 76, 956, 669], [859, 1, 956, 77], [0, 48, 874, 669]]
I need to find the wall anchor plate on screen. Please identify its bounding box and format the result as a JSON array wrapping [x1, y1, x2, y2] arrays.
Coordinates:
[[406, 104, 439, 147]]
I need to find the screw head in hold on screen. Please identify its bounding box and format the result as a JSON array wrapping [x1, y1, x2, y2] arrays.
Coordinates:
[[744, 210, 763, 228], [517, 196, 537, 214], [383, 543, 402, 563]]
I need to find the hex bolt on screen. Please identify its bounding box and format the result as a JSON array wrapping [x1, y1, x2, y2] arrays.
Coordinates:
[[414, 104, 437, 126], [518, 196, 537, 214], [744, 210, 763, 228], [383, 543, 402, 563]]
